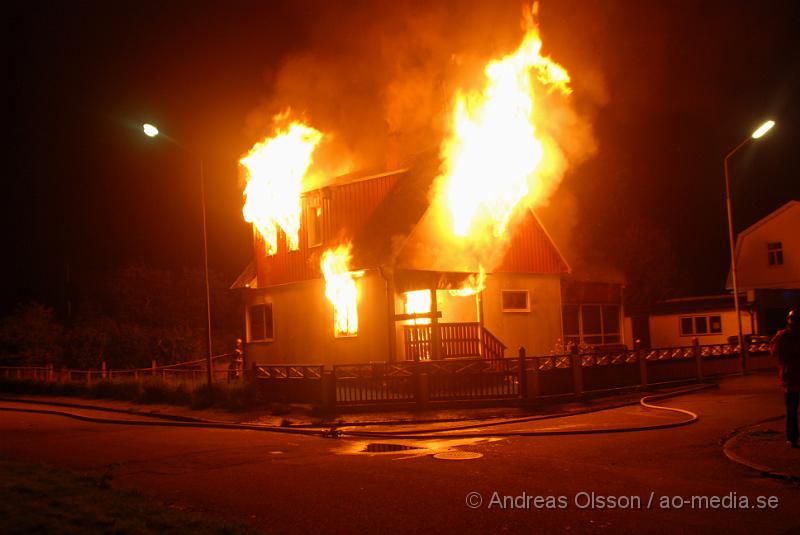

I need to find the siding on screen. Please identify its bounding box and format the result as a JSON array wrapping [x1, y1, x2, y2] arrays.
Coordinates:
[[256, 173, 400, 287]]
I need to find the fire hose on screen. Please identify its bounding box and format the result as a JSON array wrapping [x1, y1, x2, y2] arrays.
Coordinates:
[[0, 383, 711, 439]]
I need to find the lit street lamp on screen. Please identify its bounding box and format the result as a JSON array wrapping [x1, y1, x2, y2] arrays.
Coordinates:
[[142, 123, 214, 387], [724, 119, 775, 369]]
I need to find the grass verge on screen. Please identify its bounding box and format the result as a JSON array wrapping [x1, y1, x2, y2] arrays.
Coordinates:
[[0, 457, 260, 534], [0, 379, 270, 412]]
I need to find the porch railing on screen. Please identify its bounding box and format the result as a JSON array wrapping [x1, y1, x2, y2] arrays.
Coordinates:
[[402, 322, 507, 362]]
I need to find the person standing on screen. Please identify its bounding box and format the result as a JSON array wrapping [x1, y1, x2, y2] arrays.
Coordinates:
[[771, 309, 800, 448], [228, 338, 244, 381]]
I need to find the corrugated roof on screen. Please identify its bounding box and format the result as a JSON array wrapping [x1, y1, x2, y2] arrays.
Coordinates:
[[253, 154, 571, 287]]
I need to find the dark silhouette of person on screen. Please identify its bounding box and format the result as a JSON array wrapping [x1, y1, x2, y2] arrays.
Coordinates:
[[771, 308, 800, 448]]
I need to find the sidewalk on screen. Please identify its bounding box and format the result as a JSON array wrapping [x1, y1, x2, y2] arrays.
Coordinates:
[[723, 418, 800, 481]]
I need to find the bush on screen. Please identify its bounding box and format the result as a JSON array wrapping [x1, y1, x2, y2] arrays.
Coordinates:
[[1, 376, 267, 412], [89, 380, 141, 401], [190, 384, 228, 409]]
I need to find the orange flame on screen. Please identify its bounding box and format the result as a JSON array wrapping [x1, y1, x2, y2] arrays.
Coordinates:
[[404, 290, 432, 324], [321, 244, 364, 336], [448, 267, 486, 297], [240, 118, 322, 255], [436, 3, 571, 275]]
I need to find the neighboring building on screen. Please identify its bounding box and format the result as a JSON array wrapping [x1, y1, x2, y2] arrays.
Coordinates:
[[233, 157, 624, 367], [625, 200, 799, 348], [727, 200, 800, 335], [625, 295, 755, 349]]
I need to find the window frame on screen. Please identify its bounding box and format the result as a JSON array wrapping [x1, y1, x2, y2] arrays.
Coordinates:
[[501, 290, 530, 313], [247, 303, 274, 342], [305, 197, 324, 249], [678, 314, 723, 337], [767, 241, 783, 266], [333, 308, 359, 338], [561, 303, 621, 346]]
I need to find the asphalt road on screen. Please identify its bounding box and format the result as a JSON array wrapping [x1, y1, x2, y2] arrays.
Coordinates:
[[2, 374, 799, 534]]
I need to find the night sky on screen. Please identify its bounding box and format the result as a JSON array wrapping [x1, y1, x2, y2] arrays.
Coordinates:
[[4, 0, 800, 315]]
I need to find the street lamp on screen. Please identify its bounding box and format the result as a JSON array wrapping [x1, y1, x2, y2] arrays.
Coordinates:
[[142, 123, 214, 388], [724, 119, 775, 370]]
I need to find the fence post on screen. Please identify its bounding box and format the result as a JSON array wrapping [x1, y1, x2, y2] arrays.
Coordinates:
[[151, 360, 157, 376], [525, 350, 540, 400], [321, 370, 336, 411], [636, 340, 648, 387], [47, 364, 53, 382], [101, 362, 107, 380], [742, 337, 750, 373], [415, 361, 429, 407], [518, 347, 528, 399], [571, 352, 583, 397], [693, 337, 703, 379]]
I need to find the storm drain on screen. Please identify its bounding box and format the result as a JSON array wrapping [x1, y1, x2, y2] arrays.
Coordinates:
[[433, 451, 483, 461], [363, 443, 418, 453]]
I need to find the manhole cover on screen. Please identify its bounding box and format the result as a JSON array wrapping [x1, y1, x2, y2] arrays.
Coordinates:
[[363, 443, 418, 453], [433, 451, 483, 460]]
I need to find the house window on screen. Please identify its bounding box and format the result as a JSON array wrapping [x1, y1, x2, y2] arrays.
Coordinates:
[[561, 304, 621, 345], [248, 304, 274, 341], [768, 241, 783, 266], [306, 200, 323, 248], [334, 308, 358, 338], [501, 290, 529, 312], [679, 315, 722, 336]]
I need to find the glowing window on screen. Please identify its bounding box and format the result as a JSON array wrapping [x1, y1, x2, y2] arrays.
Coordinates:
[[306, 200, 323, 248]]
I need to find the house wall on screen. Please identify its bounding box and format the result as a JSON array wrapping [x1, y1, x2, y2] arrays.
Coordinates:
[[736, 203, 800, 291], [648, 309, 755, 347], [482, 273, 563, 357], [391, 273, 563, 359], [623, 317, 633, 348], [243, 270, 390, 367]]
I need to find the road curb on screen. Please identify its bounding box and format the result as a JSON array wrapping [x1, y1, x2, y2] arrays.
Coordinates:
[[721, 416, 799, 482]]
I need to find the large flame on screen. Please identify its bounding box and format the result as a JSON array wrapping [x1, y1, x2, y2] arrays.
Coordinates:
[[240, 118, 323, 255], [437, 3, 571, 272], [321, 243, 364, 336], [404, 290, 432, 324]]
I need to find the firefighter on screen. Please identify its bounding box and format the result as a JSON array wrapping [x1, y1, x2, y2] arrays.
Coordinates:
[[770, 308, 800, 448], [229, 338, 244, 380]]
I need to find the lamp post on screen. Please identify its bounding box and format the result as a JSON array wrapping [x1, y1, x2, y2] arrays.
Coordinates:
[[142, 123, 214, 388], [724, 119, 775, 370]]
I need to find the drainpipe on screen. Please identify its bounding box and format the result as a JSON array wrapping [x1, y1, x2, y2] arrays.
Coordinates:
[[379, 265, 397, 362], [476, 290, 485, 358], [430, 288, 441, 361]]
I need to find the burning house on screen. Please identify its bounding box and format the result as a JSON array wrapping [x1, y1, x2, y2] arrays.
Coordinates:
[[231, 6, 624, 367]]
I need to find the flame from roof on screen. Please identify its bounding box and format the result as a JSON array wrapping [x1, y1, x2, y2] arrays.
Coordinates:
[[435, 3, 572, 281], [240, 116, 323, 255]]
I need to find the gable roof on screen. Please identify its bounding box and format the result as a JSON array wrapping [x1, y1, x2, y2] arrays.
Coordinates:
[[726, 199, 800, 289], [733, 200, 799, 261], [252, 155, 572, 287]]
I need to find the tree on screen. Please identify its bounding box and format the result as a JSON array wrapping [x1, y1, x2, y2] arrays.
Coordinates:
[[0, 302, 64, 365]]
